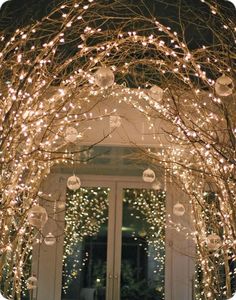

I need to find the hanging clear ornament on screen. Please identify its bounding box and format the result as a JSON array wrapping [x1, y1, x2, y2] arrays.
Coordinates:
[[215, 74, 234, 97], [94, 66, 115, 88], [173, 202, 185, 216], [67, 175, 81, 191], [44, 232, 56, 246], [26, 276, 38, 289], [142, 168, 156, 183], [65, 127, 78, 143], [148, 85, 164, 101], [27, 205, 48, 229], [206, 233, 221, 251]]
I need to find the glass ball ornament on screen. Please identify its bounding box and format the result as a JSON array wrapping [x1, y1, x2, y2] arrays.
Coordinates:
[[65, 127, 78, 143], [206, 233, 221, 251], [142, 168, 156, 183], [44, 232, 56, 246], [215, 74, 234, 97], [26, 276, 38, 290], [110, 115, 121, 128], [27, 205, 48, 229], [148, 85, 164, 101], [67, 175, 81, 191], [173, 202, 185, 216], [94, 66, 115, 88]]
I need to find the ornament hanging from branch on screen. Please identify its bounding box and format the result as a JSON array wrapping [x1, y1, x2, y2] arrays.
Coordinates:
[[94, 66, 115, 88], [26, 276, 38, 290], [67, 175, 81, 191], [173, 202, 185, 216], [148, 85, 164, 101], [215, 74, 234, 97], [206, 233, 221, 251], [142, 168, 156, 183], [27, 205, 48, 229], [65, 127, 78, 143]]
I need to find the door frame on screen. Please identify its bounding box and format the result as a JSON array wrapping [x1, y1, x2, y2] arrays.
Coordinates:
[[78, 176, 166, 300], [114, 180, 166, 300], [34, 173, 195, 300]]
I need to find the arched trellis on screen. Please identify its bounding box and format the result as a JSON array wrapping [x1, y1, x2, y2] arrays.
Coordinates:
[[0, 0, 235, 299]]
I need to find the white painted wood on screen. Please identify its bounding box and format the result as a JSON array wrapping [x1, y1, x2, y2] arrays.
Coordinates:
[[166, 181, 195, 300]]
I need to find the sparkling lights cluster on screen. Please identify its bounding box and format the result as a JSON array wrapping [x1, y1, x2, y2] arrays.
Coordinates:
[[62, 187, 109, 293], [123, 188, 166, 296], [0, 0, 235, 298]]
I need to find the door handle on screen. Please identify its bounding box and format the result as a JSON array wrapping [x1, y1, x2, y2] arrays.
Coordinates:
[[107, 273, 113, 300], [114, 274, 119, 300]]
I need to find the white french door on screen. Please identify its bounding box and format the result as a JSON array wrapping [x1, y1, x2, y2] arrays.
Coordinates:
[[61, 178, 166, 300]]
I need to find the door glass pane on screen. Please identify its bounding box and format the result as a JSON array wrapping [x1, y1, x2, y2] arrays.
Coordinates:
[[61, 187, 109, 300], [121, 188, 166, 300]]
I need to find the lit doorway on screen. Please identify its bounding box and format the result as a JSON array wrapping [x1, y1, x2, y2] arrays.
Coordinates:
[[61, 179, 166, 300]]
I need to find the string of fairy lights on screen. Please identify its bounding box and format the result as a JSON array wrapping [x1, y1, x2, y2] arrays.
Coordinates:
[[61, 185, 166, 298], [62, 187, 109, 294], [0, 0, 235, 298], [123, 188, 166, 296]]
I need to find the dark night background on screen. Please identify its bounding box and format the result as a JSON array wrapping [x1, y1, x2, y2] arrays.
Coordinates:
[[0, 0, 235, 38]]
